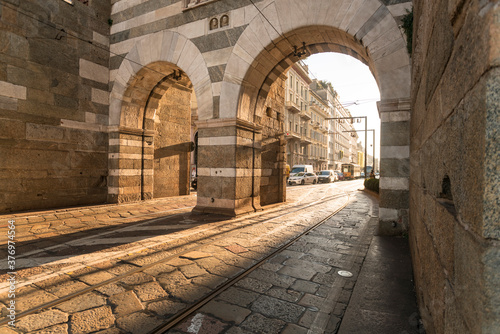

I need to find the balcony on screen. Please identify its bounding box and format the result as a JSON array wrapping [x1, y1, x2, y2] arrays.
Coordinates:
[[301, 135, 313, 145], [285, 131, 301, 140], [285, 101, 301, 113], [312, 121, 320, 129], [300, 111, 311, 120]]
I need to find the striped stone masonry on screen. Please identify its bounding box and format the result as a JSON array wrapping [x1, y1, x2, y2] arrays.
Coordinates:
[[377, 98, 411, 235], [194, 118, 263, 216]]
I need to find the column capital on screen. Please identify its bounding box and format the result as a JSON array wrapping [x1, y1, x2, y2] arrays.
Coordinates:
[[196, 117, 263, 133], [377, 98, 411, 114]]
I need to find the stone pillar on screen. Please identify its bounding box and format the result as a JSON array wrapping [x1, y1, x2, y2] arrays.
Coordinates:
[[107, 127, 154, 203], [194, 118, 262, 216], [377, 98, 411, 235]]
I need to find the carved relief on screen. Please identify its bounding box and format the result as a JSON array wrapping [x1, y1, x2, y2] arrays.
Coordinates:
[[220, 15, 229, 27], [208, 14, 229, 31], [209, 18, 218, 30]]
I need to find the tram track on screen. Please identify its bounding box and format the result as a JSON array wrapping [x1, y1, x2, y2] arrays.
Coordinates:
[[0, 184, 360, 333]]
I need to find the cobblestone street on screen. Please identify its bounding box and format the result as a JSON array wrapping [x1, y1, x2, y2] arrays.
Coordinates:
[[0, 181, 419, 333]]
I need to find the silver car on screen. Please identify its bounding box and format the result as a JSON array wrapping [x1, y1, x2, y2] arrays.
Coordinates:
[[288, 172, 318, 185]]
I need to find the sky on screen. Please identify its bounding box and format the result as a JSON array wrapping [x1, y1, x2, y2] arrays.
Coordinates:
[[303, 53, 381, 164]]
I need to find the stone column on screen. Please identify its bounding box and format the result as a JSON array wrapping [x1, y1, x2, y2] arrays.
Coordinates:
[[377, 98, 411, 235], [194, 118, 262, 216], [107, 127, 154, 203]]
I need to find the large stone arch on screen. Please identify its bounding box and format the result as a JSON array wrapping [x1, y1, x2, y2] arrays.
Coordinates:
[[197, 0, 412, 227], [107, 31, 212, 203]]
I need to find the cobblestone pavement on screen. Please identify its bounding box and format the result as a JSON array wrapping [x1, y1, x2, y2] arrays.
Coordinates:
[[0, 180, 381, 333]]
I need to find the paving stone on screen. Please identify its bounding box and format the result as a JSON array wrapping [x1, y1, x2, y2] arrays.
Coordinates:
[[158, 270, 191, 290], [15, 290, 59, 313], [259, 262, 283, 271], [179, 251, 212, 259], [32, 324, 68, 334], [290, 279, 320, 294], [70, 306, 115, 334], [225, 244, 249, 254], [283, 258, 332, 274], [298, 309, 318, 328], [217, 287, 260, 307], [116, 312, 163, 333], [143, 263, 176, 276], [147, 299, 187, 316], [240, 313, 286, 334], [78, 271, 116, 285], [16, 310, 68, 332], [235, 277, 273, 294], [106, 263, 138, 276], [109, 291, 144, 316], [93, 328, 124, 334], [312, 272, 341, 287], [248, 269, 296, 288], [95, 283, 127, 297], [56, 292, 107, 312], [179, 263, 208, 278], [195, 257, 243, 277], [278, 265, 317, 280], [298, 293, 327, 309], [225, 327, 253, 334], [46, 281, 89, 297], [200, 300, 251, 324], [119, 272, 154, 286], [166, 257, 194, 267], [0, 326, 20, 334], [268, 254, 289, 264], [133, 282, 168, 302], [176, 313, 229, 334], [251, 295, 305, 323], [282, 324, 309, 334], [265, 286, 303, 303], [164, 283, 211, 303], [191, 273, 227, 289]]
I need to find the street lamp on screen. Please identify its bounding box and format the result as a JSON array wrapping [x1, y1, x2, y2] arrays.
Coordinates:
[[325, 116, 368, 177], [343, 129, 376, 176]]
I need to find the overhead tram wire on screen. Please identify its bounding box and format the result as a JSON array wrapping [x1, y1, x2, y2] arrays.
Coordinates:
[[0, 0, 175, 80]]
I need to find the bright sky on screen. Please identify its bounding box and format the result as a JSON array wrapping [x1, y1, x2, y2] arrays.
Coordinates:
[[303, 53, 381, 164]]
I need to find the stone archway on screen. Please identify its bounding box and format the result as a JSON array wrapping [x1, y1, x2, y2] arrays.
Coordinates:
[[107, 31, 213, 203], [196, 0, 412, 228]]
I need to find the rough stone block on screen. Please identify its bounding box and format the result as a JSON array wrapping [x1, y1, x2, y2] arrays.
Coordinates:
[[70, 306, 115, 334]]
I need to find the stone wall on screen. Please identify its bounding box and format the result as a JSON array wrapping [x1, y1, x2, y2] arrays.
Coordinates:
[[0, 0, 111, 212], [153, 86, 192, 198], [410, 1, 499, 332], [260, 75, 286, 206]]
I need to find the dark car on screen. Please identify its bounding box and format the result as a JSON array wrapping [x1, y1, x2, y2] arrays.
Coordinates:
[[335, 170, 344, 181]]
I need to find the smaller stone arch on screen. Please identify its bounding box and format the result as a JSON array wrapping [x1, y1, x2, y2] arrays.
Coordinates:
[[107, 31, 212, 203]]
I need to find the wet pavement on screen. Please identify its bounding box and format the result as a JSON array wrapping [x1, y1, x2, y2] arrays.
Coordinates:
[[0, 181, 422, 333]]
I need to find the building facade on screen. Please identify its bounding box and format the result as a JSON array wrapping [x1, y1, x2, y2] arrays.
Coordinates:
[[284, 65, 360, 173]]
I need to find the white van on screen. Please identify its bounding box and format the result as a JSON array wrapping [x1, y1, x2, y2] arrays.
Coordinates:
[[290, 165, 314, 177]]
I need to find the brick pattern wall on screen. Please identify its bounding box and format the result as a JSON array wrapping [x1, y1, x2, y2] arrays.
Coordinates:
[[0, 0, 111, 212]]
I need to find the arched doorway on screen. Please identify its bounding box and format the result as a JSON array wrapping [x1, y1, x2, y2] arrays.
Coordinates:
[[108, 31, 213, 203], [196, 0, 411, 224]]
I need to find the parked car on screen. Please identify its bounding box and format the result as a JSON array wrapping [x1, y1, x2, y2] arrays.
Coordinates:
[[288, 172, 318, 185], [317, 170, 336, 183], [289, 164, 314, 177], [334, 170, 344, 181]]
